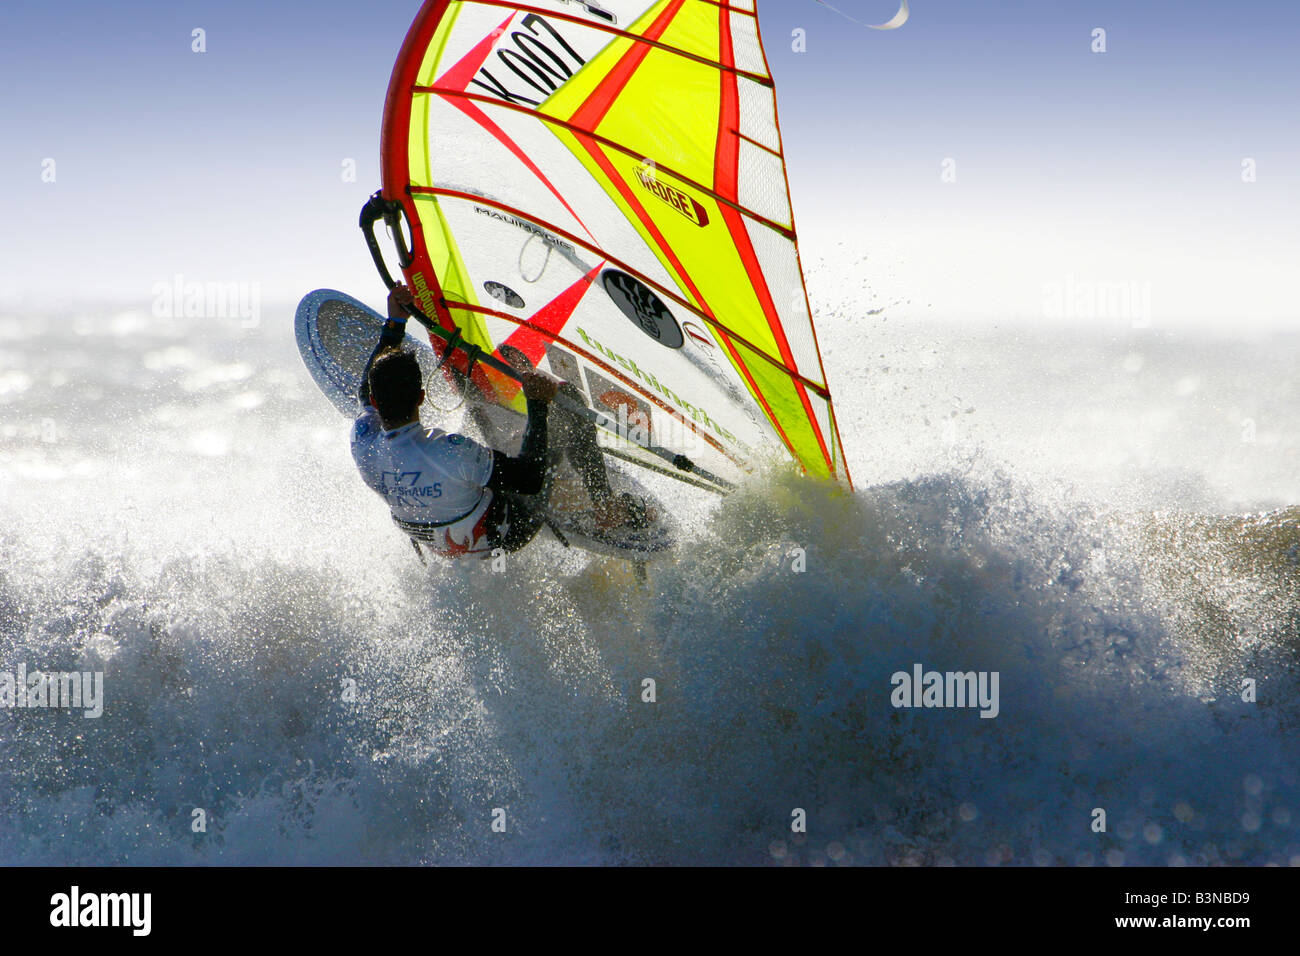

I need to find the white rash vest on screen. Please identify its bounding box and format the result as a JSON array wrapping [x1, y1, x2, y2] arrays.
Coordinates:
[[351, 406, 497, 556]]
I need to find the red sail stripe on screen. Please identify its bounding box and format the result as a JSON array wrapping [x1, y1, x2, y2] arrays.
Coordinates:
[[568, 0, 686, 132], [434, 12, 596, 242], [716, 329, 800, 465], [498, 262, 603, 366], [715, 7, 834, 475]]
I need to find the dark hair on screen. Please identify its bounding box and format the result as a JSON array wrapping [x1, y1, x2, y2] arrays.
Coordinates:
[[368, 348, 423, 424]]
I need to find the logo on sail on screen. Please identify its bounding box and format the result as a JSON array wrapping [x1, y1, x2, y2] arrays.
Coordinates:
[[634, 166, 710, 227], [602, 270, 683, 349]]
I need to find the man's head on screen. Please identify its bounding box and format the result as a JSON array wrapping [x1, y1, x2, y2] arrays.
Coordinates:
[[368, 347, 424, 426]]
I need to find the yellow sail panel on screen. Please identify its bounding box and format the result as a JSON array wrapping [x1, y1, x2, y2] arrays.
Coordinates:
[[724, 334, 834, 481]]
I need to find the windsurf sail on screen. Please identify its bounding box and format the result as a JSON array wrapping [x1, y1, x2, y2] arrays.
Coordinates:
[[368, 0, 851, 490]]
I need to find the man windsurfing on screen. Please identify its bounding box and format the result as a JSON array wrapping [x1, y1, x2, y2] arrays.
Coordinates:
[[351, 285, 649, 560]]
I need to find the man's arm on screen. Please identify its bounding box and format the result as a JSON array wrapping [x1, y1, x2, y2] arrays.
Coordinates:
[[358, 286, 416, 407], [486, 372, 559, 496]]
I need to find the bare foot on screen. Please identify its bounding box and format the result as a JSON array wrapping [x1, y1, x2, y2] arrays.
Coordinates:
[[593, 496, 626, 530], [593, 493, 654, 531]]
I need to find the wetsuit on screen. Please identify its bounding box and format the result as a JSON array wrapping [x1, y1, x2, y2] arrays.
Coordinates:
[[350, 318, 612, 558]]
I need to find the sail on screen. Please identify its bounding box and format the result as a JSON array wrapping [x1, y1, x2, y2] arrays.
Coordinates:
[[379, 0, 850, 487]]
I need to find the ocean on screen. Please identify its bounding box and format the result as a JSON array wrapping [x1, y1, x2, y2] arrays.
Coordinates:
[[0, 291, 1296, 865]]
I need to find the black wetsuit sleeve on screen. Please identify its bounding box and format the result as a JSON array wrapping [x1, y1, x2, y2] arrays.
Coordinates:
[[486, 398, 549, 496], [357, 319, 409, 407]]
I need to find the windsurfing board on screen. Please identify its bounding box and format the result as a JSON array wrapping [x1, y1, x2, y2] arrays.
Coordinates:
[[294, 288, 675, 561]]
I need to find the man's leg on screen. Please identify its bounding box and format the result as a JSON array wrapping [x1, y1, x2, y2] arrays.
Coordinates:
[[547, 384, 653, 531], [547, 383, 617, 507], [496, 346, 649, 531], [485, 493, 547, 554]]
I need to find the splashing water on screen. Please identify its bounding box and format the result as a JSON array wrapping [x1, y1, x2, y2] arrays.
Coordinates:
[[0, 303, 1296, 865]]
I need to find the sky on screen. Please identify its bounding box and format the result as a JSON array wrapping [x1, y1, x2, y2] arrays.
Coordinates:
[[1, 0, 1297, 328]]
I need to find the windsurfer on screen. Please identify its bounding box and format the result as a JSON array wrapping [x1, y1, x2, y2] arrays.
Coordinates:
[[351, 284, 649, 559]]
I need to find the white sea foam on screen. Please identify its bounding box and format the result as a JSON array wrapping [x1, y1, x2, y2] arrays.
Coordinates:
[[0, 302, 1295, 865]]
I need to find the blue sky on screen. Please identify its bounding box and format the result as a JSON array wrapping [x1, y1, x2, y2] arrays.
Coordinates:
[[1, 0, 1297, 326]]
